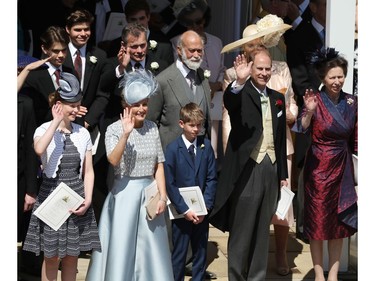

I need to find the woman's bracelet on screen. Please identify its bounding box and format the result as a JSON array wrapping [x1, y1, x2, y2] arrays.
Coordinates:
[[159, 197, 167, 204]]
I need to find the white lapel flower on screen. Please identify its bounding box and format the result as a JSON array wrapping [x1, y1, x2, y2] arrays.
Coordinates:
[[200, 144, 205, 149], [149, 40, 158, 50], [150, 62, 159, 70], [347, 97, 354, 105], [204, 69, 211, 79], [89, 56, 97, 64]]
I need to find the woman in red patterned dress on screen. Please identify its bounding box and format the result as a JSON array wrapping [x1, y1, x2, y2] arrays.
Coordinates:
[[293, 48, 357, 281]]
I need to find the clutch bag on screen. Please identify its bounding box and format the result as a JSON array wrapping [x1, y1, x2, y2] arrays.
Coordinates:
[[146, 190, 160, 221]]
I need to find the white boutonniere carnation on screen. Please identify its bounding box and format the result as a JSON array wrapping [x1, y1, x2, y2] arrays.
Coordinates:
[[151, 62, 159, 70], [200, 144, 205, 149], [89, 56, 97, 64], [347, 97, 354, 105], [149, 40, 158, 50], [204, 70, 211, 79]]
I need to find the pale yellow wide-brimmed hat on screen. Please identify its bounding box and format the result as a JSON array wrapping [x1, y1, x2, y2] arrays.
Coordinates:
[[221, 14, 292, 53]]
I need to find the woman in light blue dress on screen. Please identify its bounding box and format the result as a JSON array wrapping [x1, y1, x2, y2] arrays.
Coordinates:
[[86, 70, 174, 281]]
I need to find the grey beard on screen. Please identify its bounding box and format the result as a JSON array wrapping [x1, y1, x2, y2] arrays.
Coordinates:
[[183, 59, 201, 70]]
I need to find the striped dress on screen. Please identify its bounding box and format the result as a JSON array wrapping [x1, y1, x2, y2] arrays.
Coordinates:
[[23, 133, 101, 258]]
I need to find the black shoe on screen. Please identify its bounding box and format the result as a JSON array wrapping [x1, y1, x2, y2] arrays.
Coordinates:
[[185, 267, 217, 279]]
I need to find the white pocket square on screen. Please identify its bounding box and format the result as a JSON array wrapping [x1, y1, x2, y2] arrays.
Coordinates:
[[277, 111, 283, 118]]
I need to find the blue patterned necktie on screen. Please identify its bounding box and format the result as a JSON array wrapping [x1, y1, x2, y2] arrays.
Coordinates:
[[320, 28, 325, 45], [188, 144, 195, 163]]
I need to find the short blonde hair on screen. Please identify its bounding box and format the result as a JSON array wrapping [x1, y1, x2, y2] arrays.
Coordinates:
[[180, 102, 204, 124]]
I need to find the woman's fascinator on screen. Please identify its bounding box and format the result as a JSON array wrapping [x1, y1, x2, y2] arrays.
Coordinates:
[[221, 14, 291, 53], [119, 69, 159, 106], [309, 47, 339, 65], [57, 72, 82, 103]]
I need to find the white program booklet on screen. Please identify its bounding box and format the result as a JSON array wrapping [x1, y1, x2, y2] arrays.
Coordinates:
[[33, 182, 84, 231], [168, 186, 207, 220], [103, 12, 127, 41], [276, 186, 295, 220]]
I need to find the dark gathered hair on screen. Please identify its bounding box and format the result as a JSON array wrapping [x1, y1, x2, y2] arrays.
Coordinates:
[[121, 22, 148, 44], [177, 1, 212, 28], [124, 0, 150, 19], [180, 102, 205, 124], [66, 9, 94, 29], [40, 26, 70, 50], [314, 56, 348, 81]]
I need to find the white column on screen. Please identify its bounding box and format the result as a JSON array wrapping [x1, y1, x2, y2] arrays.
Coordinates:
[[326, 0, 356, 94]]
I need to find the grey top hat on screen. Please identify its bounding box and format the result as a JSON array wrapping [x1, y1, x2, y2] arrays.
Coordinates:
[[119, 69, 159, 106], [57, 72, 82, 103]]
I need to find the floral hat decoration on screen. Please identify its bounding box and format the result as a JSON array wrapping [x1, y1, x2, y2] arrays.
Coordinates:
[[119, 69, 159, 106], [221, 14, 291, 53]]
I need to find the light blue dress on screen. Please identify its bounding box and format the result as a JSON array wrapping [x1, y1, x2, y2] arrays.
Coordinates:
[[86, 120, 174, 281]]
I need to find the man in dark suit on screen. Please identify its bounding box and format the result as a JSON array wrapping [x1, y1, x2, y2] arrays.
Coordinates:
[[285, 0, 326, 240], [92, 22, 169, 222], [285, 0, 312, 31], [64, 9, 108, 131], [17, 94, 42, 279], [164, 103, 217, 281], [64, 9, 109, 224], [22, 26, 71, 126], [209, 49, 288, 281], [105, 0, 174, 64], [147, 30, 212, 152]]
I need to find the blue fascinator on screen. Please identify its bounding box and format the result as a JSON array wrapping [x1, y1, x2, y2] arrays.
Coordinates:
[[119, 69, 159, 106], [57, 72, 82, 103]]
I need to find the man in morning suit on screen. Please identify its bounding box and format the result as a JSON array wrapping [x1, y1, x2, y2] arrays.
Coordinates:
[[64, 9, 108, 132], [64, 9, 109, 223], [164, 103, 217, 281], [147, 30, 212, 152], [93, 22, 169, 221], [209, 49, 288, 281]]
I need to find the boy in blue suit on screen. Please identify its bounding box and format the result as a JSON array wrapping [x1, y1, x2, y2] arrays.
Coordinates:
[[164, 102, 217, 281]]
